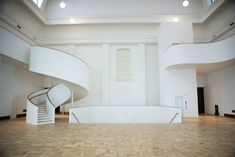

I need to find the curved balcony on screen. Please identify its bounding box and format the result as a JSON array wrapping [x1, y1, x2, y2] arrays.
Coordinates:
[[164, 35, 235, 74]]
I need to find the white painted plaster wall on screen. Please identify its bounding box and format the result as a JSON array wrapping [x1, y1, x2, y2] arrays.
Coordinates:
[[51, 43, 159, 107], [110, 44, 146, 106], [197, 75, 205, 87], [0, 62, 45, 117], [204, 65, 235, 116]]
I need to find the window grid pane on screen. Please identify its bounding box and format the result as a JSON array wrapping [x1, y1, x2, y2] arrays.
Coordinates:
[[116, 49, 131, 81]]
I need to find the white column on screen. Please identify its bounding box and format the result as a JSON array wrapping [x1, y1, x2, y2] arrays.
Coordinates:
[[101, 44, 110, 106], [158, 22, 198, 117], [71, 89, 74, 107], [138, 43, 147, 105]]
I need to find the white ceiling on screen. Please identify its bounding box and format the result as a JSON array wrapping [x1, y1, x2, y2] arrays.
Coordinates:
[[44, 0, 204, 17], [21, 0, 226, 25]]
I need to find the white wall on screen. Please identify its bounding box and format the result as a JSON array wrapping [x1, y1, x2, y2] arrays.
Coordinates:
[[197, 75, 205, 87], [0, 62, 45, 118], [50, 43, 159, 107], [110, 44, 146, 106], [204, 65, 235, 116]]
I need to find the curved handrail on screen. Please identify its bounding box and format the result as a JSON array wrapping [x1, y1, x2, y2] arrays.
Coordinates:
[[47, 83, 71, 108], [46, 83, 61, 108], [27, 83, 64, 108], [170, 112, 179, 123], [165, 34, 235, 52], [27, 89, 48, 105], [71, 112, 80, 123]]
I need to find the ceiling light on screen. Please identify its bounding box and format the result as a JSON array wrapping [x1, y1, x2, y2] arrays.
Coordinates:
[[60, 0, 66, 8], [183, 0, 189, 7], [69, 18, 75, 23], [173, 17, 178, 22]]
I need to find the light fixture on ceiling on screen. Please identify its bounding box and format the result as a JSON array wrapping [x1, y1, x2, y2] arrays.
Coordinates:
[[69, 18, 75, 23], [173, 17, 179, 22], [183, 0, 189, 7], [60, 0, 66, 8]]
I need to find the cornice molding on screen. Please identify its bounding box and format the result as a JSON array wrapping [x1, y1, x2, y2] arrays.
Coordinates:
[[200, 0, 226, 23], [36, 35, 158, 45], [0, 19, 36, 45], [22, 0, 47, 24]]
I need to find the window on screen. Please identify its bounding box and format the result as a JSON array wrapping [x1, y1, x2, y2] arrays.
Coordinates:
[[116, 48, 131, 81], [32, 0, 44, 8]]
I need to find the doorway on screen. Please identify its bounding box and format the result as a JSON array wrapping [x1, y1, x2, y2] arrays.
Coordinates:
[[55, 106, 60, 114], [197, 87, 205, 114]]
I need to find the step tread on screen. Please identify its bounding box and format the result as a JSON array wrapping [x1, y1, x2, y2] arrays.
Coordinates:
[[37, 121, 54, 125], [38, 119, 52, 121]]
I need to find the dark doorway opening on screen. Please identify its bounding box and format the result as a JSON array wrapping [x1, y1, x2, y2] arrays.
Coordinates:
[[55, 106, 60, 114], [197, 87, 205, 114]]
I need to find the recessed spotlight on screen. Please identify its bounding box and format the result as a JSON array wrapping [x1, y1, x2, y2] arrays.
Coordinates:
[[173, 17, 178, 22], [60, 0, 66, 8], [183, 0, 189, 7], [69, 18, 75, 23]]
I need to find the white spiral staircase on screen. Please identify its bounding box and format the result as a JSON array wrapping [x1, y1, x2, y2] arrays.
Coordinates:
[[26, 46, 90, 125], [26, 83, 72, 125], [0, 28, 89, 125]]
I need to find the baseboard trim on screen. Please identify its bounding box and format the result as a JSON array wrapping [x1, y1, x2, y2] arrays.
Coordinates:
[[224, 114, 235, 118], [16, 113, 26, 118], [0, 115, 10, 120]]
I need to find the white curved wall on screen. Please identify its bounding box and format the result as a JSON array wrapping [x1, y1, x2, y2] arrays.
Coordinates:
[[164, 35, 235, 69], [29, 46, 90, 92]]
